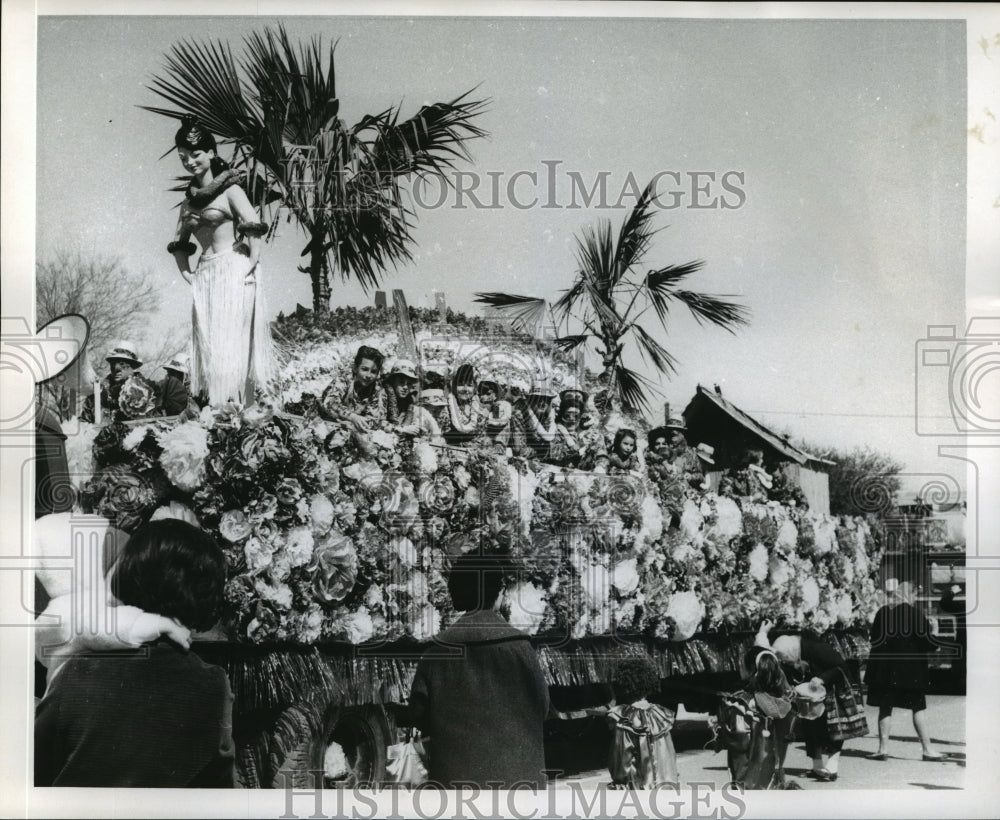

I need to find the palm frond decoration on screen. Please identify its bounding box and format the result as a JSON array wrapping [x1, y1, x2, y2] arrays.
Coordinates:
[[473, 292, 549, 335], [551, 334, 590, 351], [143, 24, 488, 313], [478, 177, 750, 414]]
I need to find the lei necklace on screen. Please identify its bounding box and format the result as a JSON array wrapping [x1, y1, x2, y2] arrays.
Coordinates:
[[186, 169, 244, 208]]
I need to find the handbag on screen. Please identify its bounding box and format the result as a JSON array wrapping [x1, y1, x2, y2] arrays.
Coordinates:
[[386, 730, 430, 787], [825, 669, 869, 743]]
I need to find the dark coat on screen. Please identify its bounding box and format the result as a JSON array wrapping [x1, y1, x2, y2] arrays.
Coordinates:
[[864, 602, 934, 694], [799, 633, 850, 757], [158, 373, 190, 415], [35, 640, 235, 787], [35, 405, 73, 518], [408, 610, 549, 788]]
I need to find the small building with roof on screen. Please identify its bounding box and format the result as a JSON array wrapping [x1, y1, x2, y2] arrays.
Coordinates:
[[680, 384, 833, 514]]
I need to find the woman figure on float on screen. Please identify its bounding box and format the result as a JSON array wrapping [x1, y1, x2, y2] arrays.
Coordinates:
[[168, 117, 278, 406]]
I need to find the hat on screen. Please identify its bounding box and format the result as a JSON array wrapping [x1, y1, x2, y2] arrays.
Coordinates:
[[477, 370, 502, 392], [559, 388, 588, 407], [695, 443, 715, 465], [664, 416, 686, 431], [419, 388, 448, 407], [792, 680, 827, 720], [106, 340, 142, 367], [388, 359, 419, 382], [508, 376, 531, 394], [163, 353, 190, 375], [528, 377, 556, 398], [648, 426, 671, 447]]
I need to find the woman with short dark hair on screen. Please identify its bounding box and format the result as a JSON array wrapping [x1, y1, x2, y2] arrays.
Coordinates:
[[35, 519, 235, 787]]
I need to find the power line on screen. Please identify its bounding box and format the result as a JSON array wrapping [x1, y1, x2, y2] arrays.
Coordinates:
[[748, 409, 954, 420]]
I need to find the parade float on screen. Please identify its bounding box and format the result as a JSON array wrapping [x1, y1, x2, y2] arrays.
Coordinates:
[[64, 306, 883, 788]]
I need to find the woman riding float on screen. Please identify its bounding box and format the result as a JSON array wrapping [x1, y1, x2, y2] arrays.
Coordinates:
[[168, 117, 278, 406]]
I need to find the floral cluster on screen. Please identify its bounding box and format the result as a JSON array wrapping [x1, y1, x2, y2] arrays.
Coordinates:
[[71, 322, 884, 645]]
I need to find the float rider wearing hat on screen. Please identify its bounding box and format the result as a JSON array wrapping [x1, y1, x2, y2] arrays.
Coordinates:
[[81, 341, 148, 423], [646, 417, 705, 528], [509, 377, 557, 461], [386, 360, 443, 443], [158, 353, 192, 416]]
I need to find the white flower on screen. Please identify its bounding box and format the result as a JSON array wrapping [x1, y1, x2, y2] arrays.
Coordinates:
[[411, 604, 440, 641], [370, 429, 398, 451], [813, 517, 837, 555], [769, 555, 791, 587], [122, 424, 150, 451], [245, 536, 275, 572], [413, 441, 438, 474], [309, 494, 335, 535], [679, 499, 704, 539], [254, 576, 293, 610], [666, 590, 705, 641], [345, 606, 375, 643], [64, 421, 99, 489], [364, 584, 385, 612], [612, 557, 640, 596], [157, 421, 210, 492], [503, 582, 547, 635], [712, 496, 743, 539], [324, 742, 350, 780], [514, 465, 537, 534], [801, 576, 821, 613], [835, 592, 854, 624], [636, 494, 663, 544], [581, 560, 610, 607], [219, 509, 252, 542], [285, 525, 315, 569], [453, 464, 472, 490], [748, 543, 769, 582], [776, 518, 798, 550], [393, 536, 419, 566]]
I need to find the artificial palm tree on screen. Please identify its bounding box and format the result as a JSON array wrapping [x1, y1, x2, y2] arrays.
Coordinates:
[[143, 25, 488, 314], [476, 181, 749, 414]]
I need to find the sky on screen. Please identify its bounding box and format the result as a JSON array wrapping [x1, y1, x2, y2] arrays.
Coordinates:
[[34, 13, 970, 490]]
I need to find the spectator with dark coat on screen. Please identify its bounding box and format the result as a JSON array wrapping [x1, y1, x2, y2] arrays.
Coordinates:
[[158, 353, 191, 415], [405, 552, 549, 788], [864, 579, 946, 761], [35, 519, 236, 787]]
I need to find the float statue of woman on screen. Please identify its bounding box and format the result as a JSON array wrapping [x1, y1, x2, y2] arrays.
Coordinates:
[[167, 117, 278, 406]]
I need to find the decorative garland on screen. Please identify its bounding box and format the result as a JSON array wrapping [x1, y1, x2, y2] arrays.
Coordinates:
[[186, 169, 243, 208]]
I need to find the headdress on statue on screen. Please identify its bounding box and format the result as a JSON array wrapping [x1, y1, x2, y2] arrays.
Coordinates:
[[174, 116, 217, 153]]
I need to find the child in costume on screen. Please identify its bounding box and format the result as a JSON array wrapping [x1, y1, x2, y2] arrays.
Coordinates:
[[605, 657, 679, 788]]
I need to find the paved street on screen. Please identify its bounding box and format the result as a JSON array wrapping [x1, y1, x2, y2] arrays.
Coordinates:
[[549, 695, 965, 790]]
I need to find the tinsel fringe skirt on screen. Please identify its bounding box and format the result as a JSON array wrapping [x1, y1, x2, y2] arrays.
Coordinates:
[[190, 248, 279, 406]]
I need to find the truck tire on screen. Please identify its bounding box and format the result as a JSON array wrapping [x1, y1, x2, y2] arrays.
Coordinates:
[[321, 705, 392, 788]]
